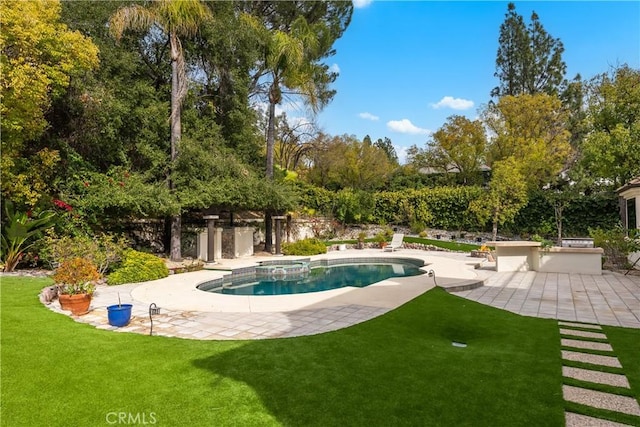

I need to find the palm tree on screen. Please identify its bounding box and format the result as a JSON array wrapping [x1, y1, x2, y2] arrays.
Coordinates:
[[110, 0, 210, 261], [249, 15, 330, 251]]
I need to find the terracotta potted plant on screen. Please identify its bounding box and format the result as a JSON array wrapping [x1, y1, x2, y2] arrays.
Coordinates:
[[52, 257, 100, 316], [375, 233, 387, 249]]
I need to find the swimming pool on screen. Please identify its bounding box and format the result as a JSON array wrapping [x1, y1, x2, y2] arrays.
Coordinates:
[[198, 260, 425, 296]]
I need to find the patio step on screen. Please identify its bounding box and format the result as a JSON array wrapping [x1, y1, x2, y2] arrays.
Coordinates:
[[558, 321, 640, 426], [437, 279, 484, 293]]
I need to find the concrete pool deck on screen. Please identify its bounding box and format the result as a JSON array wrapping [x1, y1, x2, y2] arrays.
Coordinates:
[[45, 249, 640, 339]]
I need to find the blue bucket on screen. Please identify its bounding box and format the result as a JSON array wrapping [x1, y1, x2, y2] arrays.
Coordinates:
[[107, 304, 132, 327]]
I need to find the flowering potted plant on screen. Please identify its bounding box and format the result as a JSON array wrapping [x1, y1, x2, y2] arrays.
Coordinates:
[[52, 257, 100, 315]]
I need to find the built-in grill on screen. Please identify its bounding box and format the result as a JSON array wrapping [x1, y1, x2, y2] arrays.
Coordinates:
[[561, 238, 594, 248]]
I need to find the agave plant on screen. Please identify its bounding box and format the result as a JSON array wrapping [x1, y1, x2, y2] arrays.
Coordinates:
[[1, 201, 55, 272]]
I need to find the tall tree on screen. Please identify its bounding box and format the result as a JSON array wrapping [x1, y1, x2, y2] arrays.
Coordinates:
[[110, 0, 210, 261], [581, 65, 640, 188], [483, 93, 571, 191], [0, 0, 98, 207], [492, 3, 565, 98], [195, 1, 263, 167], [469, 157, 528, 240], [374, 137, 399, 165], [306, 134, 392, 191], [245, 1, 352, 252], [424, 115, 487, 185]]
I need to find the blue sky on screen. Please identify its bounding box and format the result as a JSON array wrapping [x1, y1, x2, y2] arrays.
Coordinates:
[[294, 1, 640, 163]]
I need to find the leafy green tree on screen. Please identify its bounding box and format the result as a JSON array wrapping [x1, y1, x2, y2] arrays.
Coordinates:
[[469, 157, 528, 240], [374, 137, 399, 165], [0, 0, 98, 207], [492, 3, 565, 98], [581, 65, 640, 188], [109, 0, 211, 261], [422, 115, 487, 185], [306, 134, 393, 191], [195, 1, 263, 166], [483, 93, 571, 191]]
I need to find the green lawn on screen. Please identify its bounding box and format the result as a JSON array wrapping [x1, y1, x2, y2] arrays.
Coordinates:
[[328, 236, 480, 252], [0, 276, 634, 426]]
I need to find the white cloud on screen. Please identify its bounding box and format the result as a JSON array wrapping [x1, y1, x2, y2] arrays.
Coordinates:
[[329, 63, 340, 74], [353, 0, 373, 8], [358, 112, 379, 121], [396, 146, 409, 164], [386, 119, 431, 135], [430, 96, 474, 110]]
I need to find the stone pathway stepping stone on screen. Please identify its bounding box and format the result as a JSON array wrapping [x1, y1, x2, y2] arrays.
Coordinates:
[[562, 385, 640, 416], [559, 321, 603, 330], [560, 328, 608, 340], [561, 350, 622, 368], [565, 411, 634, 427], [561, 338, 614, 352], [562, 367, 630, 388]]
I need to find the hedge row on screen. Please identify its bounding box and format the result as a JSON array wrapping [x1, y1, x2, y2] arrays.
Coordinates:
[[300, 185, 619, 237]]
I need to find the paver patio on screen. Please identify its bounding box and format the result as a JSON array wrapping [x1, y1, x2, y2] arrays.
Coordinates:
[[42, 249, 640, 338]]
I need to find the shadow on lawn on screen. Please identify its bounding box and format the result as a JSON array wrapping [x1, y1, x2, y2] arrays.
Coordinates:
[[192, 289, 564, 426]]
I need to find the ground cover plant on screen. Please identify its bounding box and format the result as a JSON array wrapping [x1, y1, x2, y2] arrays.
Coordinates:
[[5, 276, 638, 426]]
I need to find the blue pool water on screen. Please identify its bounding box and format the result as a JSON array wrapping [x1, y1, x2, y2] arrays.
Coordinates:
[[204, 262, 424, 296]]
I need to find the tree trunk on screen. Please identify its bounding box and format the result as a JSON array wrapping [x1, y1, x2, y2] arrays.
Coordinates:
[[492, 209, 499, 241], [264, 88, 277, 253], [170, 214, 181, 261], [555, 204, 563, 246], [169, 33, 182, 261]]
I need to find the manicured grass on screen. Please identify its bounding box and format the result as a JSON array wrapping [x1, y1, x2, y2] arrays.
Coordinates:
[[403, 236, 480, 252], [3, 276, 565, 425], [327, 236, 480, 252], [604, 326, 640, 402]]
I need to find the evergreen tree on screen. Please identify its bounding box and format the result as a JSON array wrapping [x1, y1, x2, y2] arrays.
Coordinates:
[[492, 3, 566, 98]]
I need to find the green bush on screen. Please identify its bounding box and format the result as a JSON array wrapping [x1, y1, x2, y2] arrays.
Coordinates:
[[282, 238, 327, 256], [590, 226, 636, 269], [107, 249, 169, 285], [41, 233, 129, 275]]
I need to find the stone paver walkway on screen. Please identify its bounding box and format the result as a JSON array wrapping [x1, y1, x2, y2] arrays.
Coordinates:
[[559, 321, 640, 426]]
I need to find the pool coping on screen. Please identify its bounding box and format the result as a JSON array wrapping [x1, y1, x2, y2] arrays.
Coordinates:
[[129, 251, 483, 313]]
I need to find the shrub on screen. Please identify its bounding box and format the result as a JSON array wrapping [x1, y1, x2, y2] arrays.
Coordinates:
[[282, 238, 327, 256], [410, 221, 426, 235], [590, 226, 637, 269], [41, 233, 129, 275], [52, 258, 100, 295], [107, 249, 169, 285]]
